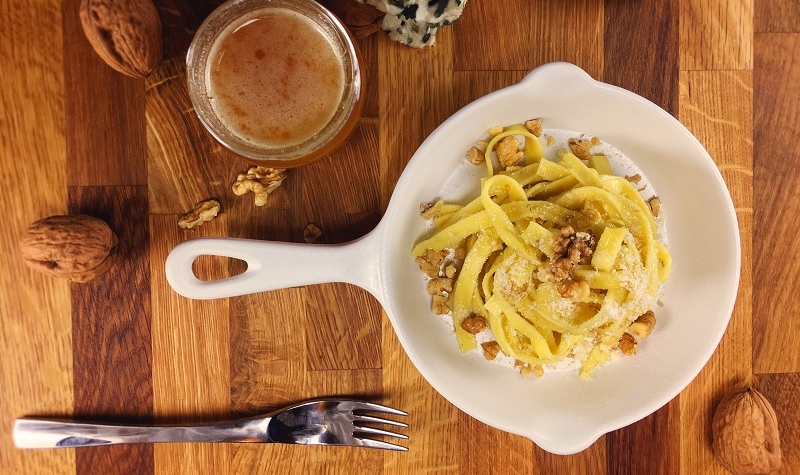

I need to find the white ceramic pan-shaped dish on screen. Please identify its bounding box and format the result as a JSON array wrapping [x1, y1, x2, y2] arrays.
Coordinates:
[[166, 62, 740, 455]]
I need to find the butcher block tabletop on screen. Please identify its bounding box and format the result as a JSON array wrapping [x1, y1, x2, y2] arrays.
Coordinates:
[[2, 0, 799, 473]]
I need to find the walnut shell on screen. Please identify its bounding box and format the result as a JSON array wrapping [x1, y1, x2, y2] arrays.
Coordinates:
[[712, 386, 782, 475], [320, 0, 384, 39], [19, 215, 118, 283], [79, 0, 163, 78]]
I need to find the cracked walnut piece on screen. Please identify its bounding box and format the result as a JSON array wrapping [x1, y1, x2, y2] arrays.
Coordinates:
[[481, 341, 501, 360], [568, 138, 592, 160], [466, 146, 485, 165], [178, 199, 221, 229], [618, 332, 638, 356], [515, 360, 544, 377], [648, 196, 662, 218], [460, 315, 487, 334], [549, 226, 596, 282], [496, 135, 523, 167], [232, 166, 287, 206], [420, 199, 444, 219], [524, 118, 543, 136], [556, 278, 590, 299], [303, 223, 322, 243], [426, 277, 453, 295], [415, 249, 447, 278], [432, 295, 450, 315], [628, 310, 656, 339]]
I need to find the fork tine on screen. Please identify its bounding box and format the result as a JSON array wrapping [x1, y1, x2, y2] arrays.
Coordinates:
[[355, 437, 409, 452], [354, 414, 408, 428], [354, 425, 408, 440], [346, 401, 407, 416]]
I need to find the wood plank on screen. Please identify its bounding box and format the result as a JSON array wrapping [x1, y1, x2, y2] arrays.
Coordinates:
[[755, 0, 800, 32], [453, 71, 527, 110], [229, 342, 383, 473], [529, 0, 604, 79], [378, 24, 459, 475], [603, 1, 681, 471], [452, 0, 532, 71], [753, 32, 800, 373], [297, 120, 381, 243], [146, 56, 239, 215], [145, 0, 245, 215], [62, 0, 148, 186], [227, 285, 310, 473], [356, 33, 381, 119], [680, 0, 753, 70], [298, 118, 383, 371], [304, 369, 386, 474], [304, 283, 383, 370], [604, 0, 680, 116], [382, 318, 460, 475], [68, 186, 154, 475], [459, 418, 534, 475], [0, 1, 74, 473], [228, 287, 308, 414], [378, 28, 457, 209], [534, 442, 607, 475], [1, 0, 787, 473], [754, 373, 800, 474], [149, 214, 232, 475], [154, 0, 219, 62], [678, 69, 754, 474], [605, 401, 681, 475]]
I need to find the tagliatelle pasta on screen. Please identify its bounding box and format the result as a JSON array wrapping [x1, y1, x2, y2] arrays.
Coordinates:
[[413, 120, 672, 379]]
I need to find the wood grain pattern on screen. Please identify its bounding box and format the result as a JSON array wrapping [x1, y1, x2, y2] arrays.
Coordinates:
[[62, 0, 148, 186], [528, 0, 604, 80], [150, 214, 232, 475], [604, 0, 679, 116], [680, 0, 753, 70], [755, 373, 800, 474], [678, 69, 754, 475], [68, 186, 153, 475], [452, 0, 532, 71], [3, 0, 799, 474], [602, 2, 682, 472], [755, 0, 800, 32], [0, 4, 73, 474], [753, 32, 800, 373]]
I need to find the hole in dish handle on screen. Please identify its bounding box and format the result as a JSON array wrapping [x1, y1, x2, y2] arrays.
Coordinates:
[[164, 237, 361, 300]]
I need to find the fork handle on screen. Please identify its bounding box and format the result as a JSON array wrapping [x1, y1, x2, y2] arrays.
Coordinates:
[[13, 418, 268, 448]]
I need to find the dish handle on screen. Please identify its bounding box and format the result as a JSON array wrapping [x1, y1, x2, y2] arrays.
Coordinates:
[[164, 236, 383, 301]]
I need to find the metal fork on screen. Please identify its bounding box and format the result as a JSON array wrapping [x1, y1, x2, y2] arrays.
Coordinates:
[[13, 399, 408, 451]]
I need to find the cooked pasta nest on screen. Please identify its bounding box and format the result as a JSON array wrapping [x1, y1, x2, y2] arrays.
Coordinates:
[[412, 120, 672, 379]]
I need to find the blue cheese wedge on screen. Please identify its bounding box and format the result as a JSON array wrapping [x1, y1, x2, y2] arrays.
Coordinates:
[[358, 0, 469, 47]]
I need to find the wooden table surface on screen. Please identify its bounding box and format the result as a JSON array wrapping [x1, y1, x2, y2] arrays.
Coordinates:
[[2, 0, 799, 474]]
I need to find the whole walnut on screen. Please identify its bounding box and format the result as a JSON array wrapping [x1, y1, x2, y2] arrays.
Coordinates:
[[19, 215, 118, 283], [79, 0, 163, 78], [712, 386, 782, 475]]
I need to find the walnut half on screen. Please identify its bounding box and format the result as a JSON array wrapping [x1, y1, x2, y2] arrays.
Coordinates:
[[460, 315, 487, 334], [178, 199, 220, 229], [496, 135, 523, 167], [481, 341, 502, 360], [232, 167, 287, 206]]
